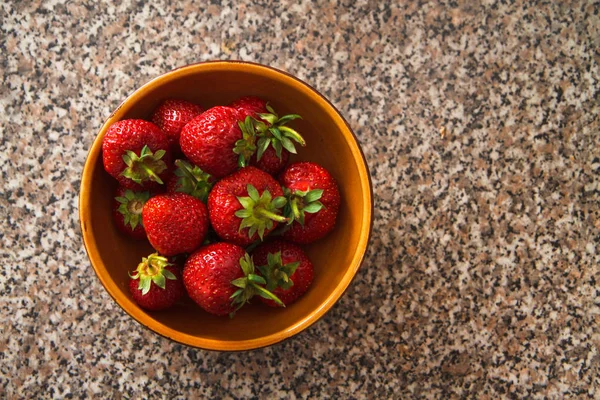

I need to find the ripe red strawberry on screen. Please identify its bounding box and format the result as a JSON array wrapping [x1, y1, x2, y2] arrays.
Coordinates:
[[151, 99, 204, 148], [252, 240, 314, 307], [280, 162, 341, 244], [112, 186, 151, 239], [142, 193, 209, 256], [229, 96, 267, 120], [208, 166, 287, 247], [129, 253, 184, 311], [102, 119, 172, 189], [183, 242, 283, 316], [250, 146, 290, 176], [166, 159, 213, 202], [233, 103, 305, 176], [180, 106, 242, 179]]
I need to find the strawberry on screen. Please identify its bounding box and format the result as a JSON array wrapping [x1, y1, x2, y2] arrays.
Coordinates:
[[142, 193, 209, 256], [230, 97, 291, 175], [250, 146, 290, 176], [208, 166, 287, 247], [102, 119, 172, 189], [233, 103, 305, 176], [252, 240, 314, 307], [229, 96, 267, 120], [129, 253, 184, 311], [183, 242, 283, 316], [180, 106, 242, 179], [151, 99, 204, 148], [280, 162, 340, 244], [166, 159, 213, 202], [112, 186, 151, 239]]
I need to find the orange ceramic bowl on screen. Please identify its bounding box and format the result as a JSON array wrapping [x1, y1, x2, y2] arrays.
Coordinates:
[[79, 61, 372, 351]]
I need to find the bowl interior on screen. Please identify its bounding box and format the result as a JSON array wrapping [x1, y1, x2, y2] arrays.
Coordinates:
[[80, 62, 371, 350]]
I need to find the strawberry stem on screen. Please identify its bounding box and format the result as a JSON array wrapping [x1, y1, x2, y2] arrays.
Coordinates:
[[130, 253, 174, 295], [233, 117, 258, 167], [255, 208, 288, 223], [282, 188, 324, 226], [252, 106, 305, 162], [252, 284, 285, 307], [141, 164, 164, 184], [175, 159, 198, 183], [173, 159, 213, 202], [121, 145, 167, 186], [128, 199, 144, 214], [229, 254, 285, 317], [279, 126, 306, 147], [257, 251, 300, 291], [235, 185, 288, 241], [290, 199, 301, 221], [116, 190, 150, 230]]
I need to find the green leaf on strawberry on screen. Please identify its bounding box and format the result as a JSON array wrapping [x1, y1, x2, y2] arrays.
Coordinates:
[[230, 253, 284, 316], [115, 189, 150, 230], [256, 251, 300, 291], [233, 116, 258, 168], [121, 145, 168, 185], [129, 253, 176, 296], [283, 187, 325, 226], [173, 159, 213, 202], [253, 104, 305, 161], [235, 184, 288, 241]]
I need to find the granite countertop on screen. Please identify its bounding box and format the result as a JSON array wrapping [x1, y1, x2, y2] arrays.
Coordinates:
[[2, 0, 599, 398]]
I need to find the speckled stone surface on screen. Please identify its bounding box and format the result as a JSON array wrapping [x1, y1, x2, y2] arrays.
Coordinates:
[[2, 0, 599, 398]]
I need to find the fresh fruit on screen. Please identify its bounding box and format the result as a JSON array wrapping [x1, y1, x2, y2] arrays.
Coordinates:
[[129, 253, 184, 311], [208, 166, 287, 247], [229, 96, 267, 120], [102, 119, 172, 189], [280, 162, 340, 243], [252, 104, 304, 162], [183, 242, 283, 316], [232, 116, 260, 169], [113, 186, 151, 239], [250, 146, 290, 176], [232, 102, 305, 176], [230, 97, 270, 170], [151, 99, 204, 147], [253, 240, 314, 307], [180, 106, 242, 178], [142, 193, 209, 256], [166, 159, 213, 202]]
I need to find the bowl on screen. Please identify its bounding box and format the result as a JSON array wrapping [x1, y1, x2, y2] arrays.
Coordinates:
[[79, 61, 372, 351]]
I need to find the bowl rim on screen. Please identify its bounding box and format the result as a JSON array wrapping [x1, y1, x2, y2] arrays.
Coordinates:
[[79, 60, 373, 351]]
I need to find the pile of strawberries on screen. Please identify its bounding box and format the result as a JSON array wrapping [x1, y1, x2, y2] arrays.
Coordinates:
[[102, 96, 340, 317]]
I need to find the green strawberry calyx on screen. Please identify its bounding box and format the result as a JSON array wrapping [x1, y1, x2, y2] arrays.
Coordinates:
[[233, 116, 258, 168], [115, 190, 151, 230], [254, 104, 305, 161], [121, 145, 167, 185], [173, 159, 213, 202], [129, 253, 176, 295], [257, 251, 300, 291], [230, 253, 285, 316], [235, 184, 288, 241], [283, 187, 325, 226]]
